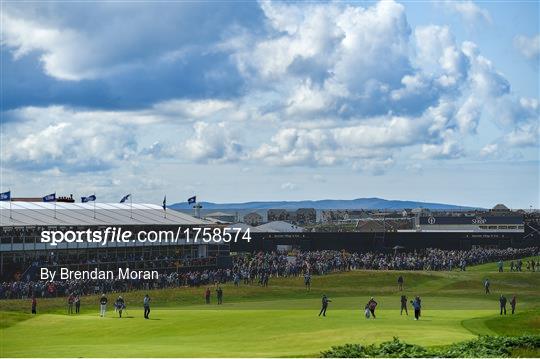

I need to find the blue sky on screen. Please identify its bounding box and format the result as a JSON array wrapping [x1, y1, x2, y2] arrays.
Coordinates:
[[1, 0, 538, 208]]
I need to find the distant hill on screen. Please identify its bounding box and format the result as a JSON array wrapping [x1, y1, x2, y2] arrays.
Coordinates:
[[169, 197, 479, 211]]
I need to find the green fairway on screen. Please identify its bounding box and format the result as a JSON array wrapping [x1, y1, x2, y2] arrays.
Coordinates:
[[1, 260, 539, 357]]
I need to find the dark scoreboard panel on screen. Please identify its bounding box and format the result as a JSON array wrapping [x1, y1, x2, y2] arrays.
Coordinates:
[[419, 216, 523, 225]]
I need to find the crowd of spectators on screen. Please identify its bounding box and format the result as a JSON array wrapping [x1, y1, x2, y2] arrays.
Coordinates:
[[0, 247, 537, 300]]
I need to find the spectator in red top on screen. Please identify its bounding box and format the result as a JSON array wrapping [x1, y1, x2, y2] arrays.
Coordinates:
[[205, 288, 211, 304], [31, 296, 37, 314], [367, 297, 378, 319]]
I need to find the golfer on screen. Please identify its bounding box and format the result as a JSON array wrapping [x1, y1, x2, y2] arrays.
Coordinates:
[[143, 294, 151, 319], [75, 294, 81, 314], [31, 296, 37, 314], [397, 275, 404, 291], [67, 293, 74, 314], [319, 294, 331, 317], [510, 295, 517, 314], [499, 295, 507, 315], [400, 295, 408, 315], [99, 294, 108, 317], [484, 279, 490, 294], [367, 297, 378, 319], [411, 297, 421, 320], [216, 287, 223, 305], [115, 296, 125, 318]]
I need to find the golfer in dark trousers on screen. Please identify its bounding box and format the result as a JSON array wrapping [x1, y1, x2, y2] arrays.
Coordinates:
[[216, 287, 223, 304], [75, 295, 81, 314], [400, 295, 408, 315], [143, 294, 151, 319], [510, 295, 516, 314], [367, 297, 378, 319], [411, 297, 421, 320], [31, 297, 37, 314], [499, 295, 507, 315], [319, 294, 331, 316]]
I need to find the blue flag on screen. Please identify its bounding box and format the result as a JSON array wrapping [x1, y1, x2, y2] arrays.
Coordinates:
[[188, 196, 196, 205], [0, 191, 11, 201], [120, 194, 131, 203], [82, 194, 96, 203], [162, 196, 167, 211], [42, 193, 56, 202]]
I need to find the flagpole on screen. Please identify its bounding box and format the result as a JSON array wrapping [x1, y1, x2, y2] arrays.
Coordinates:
[[93, 193, 96, 219], [130, 194, 133, 219], [54, 192, 57, 219], [164, 195, 167, 219], [9, 188, 12, 220]]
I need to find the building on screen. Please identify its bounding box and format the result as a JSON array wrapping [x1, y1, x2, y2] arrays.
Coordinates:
[[321, 209, 369, 223], [205, 211, 237, 223], [296, 208, 316, 225], [0, 202, 229, 281], [267, 209, 290, 222], [267, 208, 316, 224], [243, 212, 263, 226]]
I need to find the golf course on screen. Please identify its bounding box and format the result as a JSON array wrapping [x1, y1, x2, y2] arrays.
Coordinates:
[[1, 258, 539, 357]]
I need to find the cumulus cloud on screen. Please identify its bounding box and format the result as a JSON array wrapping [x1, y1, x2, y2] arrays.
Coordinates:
[[184, 122, 243, 163], [420, 129, 463, 159], [1, 0, 537, 180], [0, 102, 248, 171], [2, 108, 138, 172], [252, 115, 428, 170], [514, 34, 540, 62], [444, 1, 491, 24], [1, 2, 260, 81]]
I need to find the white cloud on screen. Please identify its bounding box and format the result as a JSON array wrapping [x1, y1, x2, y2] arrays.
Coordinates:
[[253, 115, 428, 168], [184, 122, 243, 163], [455, 96, 482, 134], [353, 157, 395, 176], [1, 0, 536, 179], [444, 1, 491, 24], [2, 110, 137, 171], [479, 143, 499, 158], [514, 34, 540, 61], [420, 129, 463, 159], [1, 102, 249, 171], [503, 124, 539, 147], [280, 182, 298, 191]]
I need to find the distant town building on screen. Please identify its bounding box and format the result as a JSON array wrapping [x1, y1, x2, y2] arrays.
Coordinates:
[[491, 204, 511, 214], [296, 208, 316, 225], [267, 209, 290, 222], [243, 212, 263, 226], [205, 211, 237, 223], [321, 210, 369, 223], [267, 208, 316, 224]]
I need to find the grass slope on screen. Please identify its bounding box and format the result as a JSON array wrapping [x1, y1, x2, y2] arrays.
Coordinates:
[[0, 259, 538, 357]]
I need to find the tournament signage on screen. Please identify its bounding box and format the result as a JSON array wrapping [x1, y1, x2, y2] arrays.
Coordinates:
[[420, 216, 523, 225]]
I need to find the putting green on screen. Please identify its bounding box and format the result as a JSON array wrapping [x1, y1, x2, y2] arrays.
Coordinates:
[[1, 261, 538, 357]]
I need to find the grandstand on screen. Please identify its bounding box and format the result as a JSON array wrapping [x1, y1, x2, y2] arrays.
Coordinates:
[[0, 202, 229, 281]]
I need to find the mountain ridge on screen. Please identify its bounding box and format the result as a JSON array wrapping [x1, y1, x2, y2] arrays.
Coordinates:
[[169, 197, 480, 210]]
